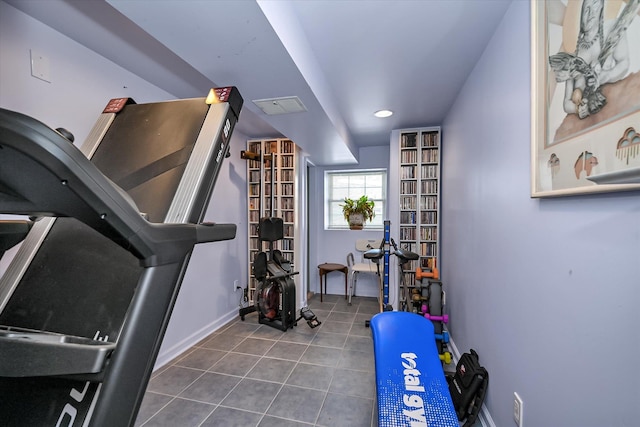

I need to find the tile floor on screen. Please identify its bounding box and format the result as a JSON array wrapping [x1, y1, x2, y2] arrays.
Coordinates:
[[135, 294, 381, 427]]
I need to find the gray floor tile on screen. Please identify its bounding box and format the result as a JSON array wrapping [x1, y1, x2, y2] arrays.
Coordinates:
[[174, 347, 227, 370], [354, 313, 375, 325], [329, 368, 376, 398], [311, 331, 347, 348], [258, 415, 314, 427], [251, 324, 288, 340], [316, 393, 373, 427], [266, 385, 326, 424], [146, 366, 203, 396], [318, 320, 350, 334], [141, 397, 215, 427], [246, 357, 296, 382], [356, 297, 380, 308], [290, 323, 320, 336], [309, 308, 332, 320], [279, 327, 317, 344], [200, 406, 263, 427], [202, 333, 245, 351], [326, 311, 356, 323], [286, 363, 334, 391], [149, 363, 171, 380], [318, 294, 341, 303], [232, 337, 276, 356], [221, 321, 261, 337], [300, 345, 343, 367], [209, 352, 261, 376], [179, 372, 240, 404], [307, 301, 336, 311], [220, 378, 281, 412], [332, 302, 359, 313], [357, 304, 381, 315], [134, 392, 173, 426], [349, 321, 373, 337], [344, 335, 373, 353], [141, 295, 385, 427], [338, 349, 375, 372], [265, 341, 309, 361]]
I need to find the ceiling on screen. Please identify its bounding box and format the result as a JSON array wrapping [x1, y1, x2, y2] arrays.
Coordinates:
[[6, 0, 511, 166]]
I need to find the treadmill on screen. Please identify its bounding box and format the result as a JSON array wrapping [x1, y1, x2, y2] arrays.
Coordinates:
[[0, 87, 243, 426]]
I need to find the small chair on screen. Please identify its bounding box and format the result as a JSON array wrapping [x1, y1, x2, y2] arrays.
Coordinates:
[[347, 239, 382, 305]]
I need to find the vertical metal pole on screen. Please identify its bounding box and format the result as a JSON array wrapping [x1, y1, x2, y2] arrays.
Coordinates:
[[269, 154, 275, 218], [383, 220, 390, 307]]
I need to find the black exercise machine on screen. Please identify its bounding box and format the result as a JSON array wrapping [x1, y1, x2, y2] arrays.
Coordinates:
[[251, 216, 298, 331], [0, 87, 243, 426], [238, 149, 319, 331]]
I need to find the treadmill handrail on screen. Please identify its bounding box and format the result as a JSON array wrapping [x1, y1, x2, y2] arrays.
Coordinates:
[[0, 108, 235, 266], [0, 326, 116, 378]]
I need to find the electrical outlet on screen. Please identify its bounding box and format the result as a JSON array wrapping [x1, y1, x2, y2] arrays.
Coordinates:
[[233, 279, 239, 292], [514, 392, 523, 427]]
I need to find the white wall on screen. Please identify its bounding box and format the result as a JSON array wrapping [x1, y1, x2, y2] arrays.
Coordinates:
[[441, 2, 640, 426], [0, 1, 248, 368], [308, 145, 389, 301], [0, 2, 174, 144]]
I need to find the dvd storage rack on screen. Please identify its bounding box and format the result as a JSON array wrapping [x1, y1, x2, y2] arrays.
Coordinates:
[[397, 128, 441, 288], [246, 138, 298, 304]]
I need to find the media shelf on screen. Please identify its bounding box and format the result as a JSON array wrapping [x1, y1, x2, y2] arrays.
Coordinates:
[[396, 128, 441, 291], [246, 138, 298, 304]]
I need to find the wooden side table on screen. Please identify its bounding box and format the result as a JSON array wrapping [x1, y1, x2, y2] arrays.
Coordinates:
[[318, 263, 348, 302]]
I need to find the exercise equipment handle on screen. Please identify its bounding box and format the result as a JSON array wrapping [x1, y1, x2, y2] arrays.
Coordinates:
[[196, 222, 237, 243]]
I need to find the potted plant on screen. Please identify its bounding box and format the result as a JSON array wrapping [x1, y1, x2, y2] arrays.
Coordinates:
[[341, 195, 375, 230]]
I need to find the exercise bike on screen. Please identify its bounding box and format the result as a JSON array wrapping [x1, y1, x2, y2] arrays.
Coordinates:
[[363, 220, 419, 325], [364, 221, 450, 363], [391, 238, 420, 313]]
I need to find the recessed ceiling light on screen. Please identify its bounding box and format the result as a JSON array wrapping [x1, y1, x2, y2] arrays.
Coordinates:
[[374, 109, 393, 118]]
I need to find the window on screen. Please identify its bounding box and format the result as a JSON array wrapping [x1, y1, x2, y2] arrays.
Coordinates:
[[325, 169, 387, 229]]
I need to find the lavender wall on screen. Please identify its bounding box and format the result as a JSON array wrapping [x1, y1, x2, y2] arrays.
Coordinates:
[[5, 1, 640, 423], [308, 146, 389, 300], [441, 2, 640, 426], [0, 1, 248, 368]]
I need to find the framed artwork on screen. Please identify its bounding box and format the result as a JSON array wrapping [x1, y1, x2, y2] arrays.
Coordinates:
[[531, 0, 640, 197]]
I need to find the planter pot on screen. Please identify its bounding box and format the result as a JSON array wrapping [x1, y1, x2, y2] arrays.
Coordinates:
[[348, 213, 364, 230]]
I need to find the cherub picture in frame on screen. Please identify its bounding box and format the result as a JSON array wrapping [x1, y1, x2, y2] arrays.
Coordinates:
[[531, 0, 640, 197]]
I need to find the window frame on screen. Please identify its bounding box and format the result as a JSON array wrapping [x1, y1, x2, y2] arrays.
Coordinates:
[[324, 168, 387, 230]]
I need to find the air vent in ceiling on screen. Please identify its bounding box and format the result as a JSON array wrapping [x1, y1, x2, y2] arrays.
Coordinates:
[[252, 96, 307, 115]]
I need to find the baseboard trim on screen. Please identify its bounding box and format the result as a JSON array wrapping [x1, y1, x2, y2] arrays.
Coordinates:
[[448, 336, 496, 427], [153, 308, 239, 370]]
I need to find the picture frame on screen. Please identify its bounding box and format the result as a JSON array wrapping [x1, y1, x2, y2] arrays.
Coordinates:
[[531, 0, 640, 197]]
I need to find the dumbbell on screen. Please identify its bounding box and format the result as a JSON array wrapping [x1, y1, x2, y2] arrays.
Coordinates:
[[416, 266, 439, 281], [425, 313, 449, 323], [434, 331, 449, 343], [420, 304, 449, 323], [439, 351, 452, 364]]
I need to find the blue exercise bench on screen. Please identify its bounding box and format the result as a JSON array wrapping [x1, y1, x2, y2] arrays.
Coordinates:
[[370, 311, 458, 427]]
